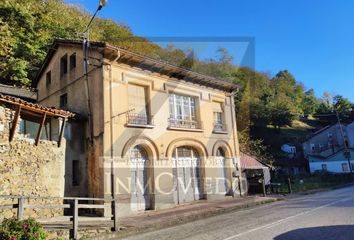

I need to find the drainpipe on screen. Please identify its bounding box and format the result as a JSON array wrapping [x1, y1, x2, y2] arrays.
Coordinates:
[[108, 49, 121, 199], [229, 90, 241, 196]]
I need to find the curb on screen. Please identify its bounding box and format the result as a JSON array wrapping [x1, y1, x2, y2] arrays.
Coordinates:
[[88, 198, 280, 239]]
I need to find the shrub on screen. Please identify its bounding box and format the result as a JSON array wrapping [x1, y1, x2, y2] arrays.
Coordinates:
[[0, 218, 47, 240]]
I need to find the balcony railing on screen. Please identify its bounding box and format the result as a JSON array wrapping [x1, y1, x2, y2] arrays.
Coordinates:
[[168, 118, 203, 130], [213, 122, 227, 133], [126, 113, 154, 127]]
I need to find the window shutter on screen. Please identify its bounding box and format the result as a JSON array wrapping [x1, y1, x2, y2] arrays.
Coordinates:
[[212, 102, 223, 113], [128, 84, 147, 116]]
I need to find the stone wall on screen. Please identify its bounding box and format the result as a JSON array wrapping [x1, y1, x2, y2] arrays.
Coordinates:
[[0, 105, 66, 220]]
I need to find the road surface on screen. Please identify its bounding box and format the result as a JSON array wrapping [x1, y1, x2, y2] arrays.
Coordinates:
[[122, 185, 354, 240]]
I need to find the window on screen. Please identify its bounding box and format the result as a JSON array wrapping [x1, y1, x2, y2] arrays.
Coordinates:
[[169, 93, 200, 129], [311, 144, 315, 152], [70, 53, 76, 70], [342, 163, 349, 172], [216, 147, 225, 157], [46, 71, 51, 86], [127, 84, 152, 125], [212, 101, 226, 132], [72, 160, 80, 186], [60, 54, 68, 77], [321, 164, 327, 171], [60, 93, 68, 109]]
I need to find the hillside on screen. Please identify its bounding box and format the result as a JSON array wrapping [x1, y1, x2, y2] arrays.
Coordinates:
[[1, 0, 352, 164]]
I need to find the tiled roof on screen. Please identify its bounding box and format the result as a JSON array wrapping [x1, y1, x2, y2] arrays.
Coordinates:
[[34, 39, 239, 92], [0, 94, 75, 118], [0, 84, 37, 102], [240, 152, 269, 169]]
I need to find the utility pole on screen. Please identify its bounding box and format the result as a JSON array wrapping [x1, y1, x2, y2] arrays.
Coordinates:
[[82, 0, 109, 143], [335, 110, 352, 174]]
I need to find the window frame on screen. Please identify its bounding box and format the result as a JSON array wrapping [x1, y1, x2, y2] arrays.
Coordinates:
[[60, 54, 68, 78], [70, 53, 76, 70], [46, 71, 51, 87], [60, 93, 68, 109], [342, 163, 349, 172], [169, 93, 197, 122]]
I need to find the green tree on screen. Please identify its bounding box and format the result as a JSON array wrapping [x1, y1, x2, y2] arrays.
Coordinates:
[[302, 89, 318, 115]]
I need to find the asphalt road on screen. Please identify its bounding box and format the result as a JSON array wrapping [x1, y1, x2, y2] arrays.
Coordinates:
[[122, 185, 354, 240]]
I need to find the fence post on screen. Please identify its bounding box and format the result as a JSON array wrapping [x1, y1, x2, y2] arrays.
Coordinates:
[[262, 177, 266, 197], [287, 178, 292, 194], [113, 199, 119, 232], [72, 199, 79, 240], [17, 197, 25, 220]]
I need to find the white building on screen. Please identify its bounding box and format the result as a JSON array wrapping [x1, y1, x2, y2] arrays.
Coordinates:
[[303, 122, 354, 174]]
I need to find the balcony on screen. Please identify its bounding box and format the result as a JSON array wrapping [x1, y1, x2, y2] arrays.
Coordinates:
[[213, 122, 228, 134], [126, 113, 154, 128], [168, 118, 203, 132]]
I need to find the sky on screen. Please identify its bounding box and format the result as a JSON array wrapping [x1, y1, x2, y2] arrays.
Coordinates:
[[66, 0, 354, 101]]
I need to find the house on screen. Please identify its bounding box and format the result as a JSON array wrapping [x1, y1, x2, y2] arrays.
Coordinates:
[[33, 39, 243, 216], [303, 122, 354, 174], [0, 83, 37, 102], [308, 148, 354, 173], [0, 93, 74, 220]]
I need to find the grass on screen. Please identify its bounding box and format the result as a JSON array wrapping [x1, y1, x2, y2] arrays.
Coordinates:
[[275, 174, 354, 193]]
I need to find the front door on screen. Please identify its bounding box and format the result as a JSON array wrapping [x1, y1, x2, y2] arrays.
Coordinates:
[[130, 145, 150, 212], [173, 147, 202, 204], [216, 148, 228, 195]]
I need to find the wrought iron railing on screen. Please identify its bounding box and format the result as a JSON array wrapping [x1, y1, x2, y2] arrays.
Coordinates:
[[168, 118, 203, 129], [126, 113, 154, 126], [213, 122, 227, 132]]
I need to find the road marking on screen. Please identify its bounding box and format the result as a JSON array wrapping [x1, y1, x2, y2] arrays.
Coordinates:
[[223, 195, 354, 240]]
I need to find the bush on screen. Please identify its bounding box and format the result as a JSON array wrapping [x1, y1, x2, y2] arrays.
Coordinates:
[[0, 218, 47, 240]]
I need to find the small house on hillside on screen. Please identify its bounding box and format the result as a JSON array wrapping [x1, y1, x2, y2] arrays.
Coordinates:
[[308, 148, 354, 173], [302, 122, 354, 174]]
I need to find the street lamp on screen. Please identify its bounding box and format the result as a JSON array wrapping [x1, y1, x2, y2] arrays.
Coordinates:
[[85, 0, 109, 33], [98, 0, 108, 10]]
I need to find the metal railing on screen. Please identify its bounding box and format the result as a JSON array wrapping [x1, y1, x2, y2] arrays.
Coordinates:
[[126, 113, 154, 126], [213, 122, 227, 132], [168, 118, 203, 130], [311, 143, 341, 154], [0, 195, 118, 240]]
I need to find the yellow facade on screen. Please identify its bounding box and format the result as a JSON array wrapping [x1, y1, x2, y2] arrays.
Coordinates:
[[36, 40, 246, 216]]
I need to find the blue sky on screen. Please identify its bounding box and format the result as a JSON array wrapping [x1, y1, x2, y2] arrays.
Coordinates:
[[67, 0, 354, 101]]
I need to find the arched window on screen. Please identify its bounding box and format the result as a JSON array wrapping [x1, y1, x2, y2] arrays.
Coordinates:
[[173, 146, 199, 159], [130, 145, 148, 161], [216, 147, 225, 157]]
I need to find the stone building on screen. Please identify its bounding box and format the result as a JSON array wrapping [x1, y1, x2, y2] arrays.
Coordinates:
[[33, 39, 244, 216], [0, 94, 74, 220]]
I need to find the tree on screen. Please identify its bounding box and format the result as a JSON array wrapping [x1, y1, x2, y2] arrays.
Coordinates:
[[302, 89, 318, 115], [333, 95, 352, 121], [333, 95, 351, 112], [267, 103, 294, 130]]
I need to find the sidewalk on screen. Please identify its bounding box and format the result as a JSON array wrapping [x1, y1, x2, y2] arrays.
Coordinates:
[[91, 196, 279, 239]]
